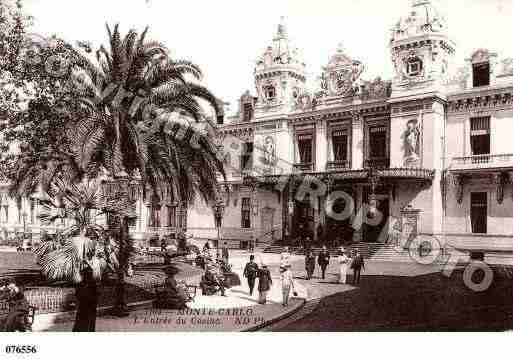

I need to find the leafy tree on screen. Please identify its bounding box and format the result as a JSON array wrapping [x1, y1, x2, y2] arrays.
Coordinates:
[[2, 22, 227, 316]]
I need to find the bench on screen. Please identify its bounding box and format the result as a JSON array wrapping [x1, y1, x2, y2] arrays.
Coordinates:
[[153, 283, 198, 309], [0, 300, 37, 332]]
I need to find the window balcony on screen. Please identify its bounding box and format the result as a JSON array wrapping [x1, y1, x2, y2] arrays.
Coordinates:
[[364, 157, 390, 169], [293, 163, 314, 172], [451, 153, 513, 172], [326, 160, 350, 171]]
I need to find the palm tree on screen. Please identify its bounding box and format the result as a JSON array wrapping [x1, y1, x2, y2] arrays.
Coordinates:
[[34, 178, 136, 328], [66, 24, 226, 314], [34, 178, 133, 283], [10, 24, 227, 316], [67, 24, 226, 203]]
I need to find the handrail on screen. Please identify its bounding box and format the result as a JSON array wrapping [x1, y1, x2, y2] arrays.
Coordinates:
[[452, 153, 513, 165]]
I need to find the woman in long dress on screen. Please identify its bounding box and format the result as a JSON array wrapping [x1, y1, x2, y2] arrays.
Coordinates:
[[337, 248, 349, 284]]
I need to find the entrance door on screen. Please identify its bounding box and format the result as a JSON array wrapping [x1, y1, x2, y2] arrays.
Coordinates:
[[471, 192, 487, 234], [325, 188, 354, 244], [293, 200, 314, 241], [362, 187, 390, 243], [260, 207, 274, 244]]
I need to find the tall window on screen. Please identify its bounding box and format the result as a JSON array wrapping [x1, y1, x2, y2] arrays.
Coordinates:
[[332, 130, 348, 162], [149, 205, 161, 228], [16, 198, 22, 224], [298, 134, 313, 164], [470, 116, 490, 162], [473, 62, 490, 87], [471, 192, 487, 234], [241, 198, 251, 228], [167, 206, 176, 228], [1, 205, 8, 223], [30, 199, 35, 224], [242, 102, 253, 122], [369, 126, 387, 159], [241, 142, 253, 171]]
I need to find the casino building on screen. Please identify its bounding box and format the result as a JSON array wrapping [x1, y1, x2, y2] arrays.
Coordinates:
[[186, 0, 513, 254], [2, 0, 513, 256]]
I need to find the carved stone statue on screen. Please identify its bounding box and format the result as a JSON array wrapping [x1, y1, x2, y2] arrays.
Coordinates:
[[404, 120, 421, 166], [263, 136, 276, 166]]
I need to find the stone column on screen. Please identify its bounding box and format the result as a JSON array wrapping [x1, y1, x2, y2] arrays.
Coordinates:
[[352, 112, 363, 169], [353, 186, 363, 242], [316, 121, 327, 172], [287, 183, 294, 241], [313, 196, 320, 243]]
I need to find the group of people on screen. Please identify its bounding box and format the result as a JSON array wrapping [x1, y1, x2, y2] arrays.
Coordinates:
[[198, 241, 230, 297], [304, 246, 365, 285], [243, 253, 297, 307], [0, 280, 30, 332]]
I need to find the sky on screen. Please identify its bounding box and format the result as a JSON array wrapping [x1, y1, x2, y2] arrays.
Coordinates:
[[24, 0, 513, 114]]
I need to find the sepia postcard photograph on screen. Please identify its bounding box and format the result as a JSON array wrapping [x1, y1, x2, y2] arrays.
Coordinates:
[[0, 0, 513, 355]]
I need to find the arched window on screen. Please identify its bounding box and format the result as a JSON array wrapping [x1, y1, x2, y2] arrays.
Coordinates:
[[264, 85, 276, 100]]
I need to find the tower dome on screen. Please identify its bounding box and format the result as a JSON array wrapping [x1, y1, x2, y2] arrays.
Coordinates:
[[391, 0, 446, 43], [253, 18, 307, 114], [389, 0, 455, 96]]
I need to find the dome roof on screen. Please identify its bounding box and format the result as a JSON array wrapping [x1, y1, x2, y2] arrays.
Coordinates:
[[391, 0, 446, 43], [255, 18, 305, 73]]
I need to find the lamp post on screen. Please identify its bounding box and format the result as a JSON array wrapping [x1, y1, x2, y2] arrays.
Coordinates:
[[212, 200, 224, 259], [367, 167, 380, 217], [101, 172, 139, 317]]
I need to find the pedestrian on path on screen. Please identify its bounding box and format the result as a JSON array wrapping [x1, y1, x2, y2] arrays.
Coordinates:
[[243, 255, 259, 296], [305, 250, 315, 280], [337, 248, 350, 284], [73, 266, 98, 332], [222, 242, 229, 263], [280, 246, 291, 268], [257, 263, 272, 304], [280, 265, 296, 307], [317, 246, 330, 280], [351, 248, 365, 285]]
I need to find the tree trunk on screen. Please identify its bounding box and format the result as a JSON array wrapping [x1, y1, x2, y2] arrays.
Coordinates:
[[113, 215, 129, 317]]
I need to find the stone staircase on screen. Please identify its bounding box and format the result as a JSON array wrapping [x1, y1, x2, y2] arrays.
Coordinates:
[[262, 242, 445, 263]]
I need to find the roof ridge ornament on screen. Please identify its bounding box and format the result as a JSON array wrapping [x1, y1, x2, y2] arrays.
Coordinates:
[[275, 16, 288, 40]]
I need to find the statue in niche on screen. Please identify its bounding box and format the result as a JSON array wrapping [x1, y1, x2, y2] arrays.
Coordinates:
[[404, 120, 420, 166], [262, 136, 277, 167]]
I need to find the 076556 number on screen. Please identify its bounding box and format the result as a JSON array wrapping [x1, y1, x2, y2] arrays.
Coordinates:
[[5, 345, 37, 354]]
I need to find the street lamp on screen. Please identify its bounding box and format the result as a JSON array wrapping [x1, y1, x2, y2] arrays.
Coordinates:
[[212, 199, 225, 259], [367, 167, 380, 217]]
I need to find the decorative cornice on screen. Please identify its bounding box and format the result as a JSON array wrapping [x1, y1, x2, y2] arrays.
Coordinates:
[[377, 168, 435, 180], [447, 88, 513, 113]]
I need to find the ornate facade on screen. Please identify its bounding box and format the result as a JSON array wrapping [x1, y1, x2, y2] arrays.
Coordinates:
[[187, 0, 513, 252]]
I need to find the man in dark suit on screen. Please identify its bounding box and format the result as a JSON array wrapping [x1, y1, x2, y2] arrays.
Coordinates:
[[317, 246, 330, 280], [222, 242, 229, 263], [351, 248, 365, 285], [243, 255, 259, 295]]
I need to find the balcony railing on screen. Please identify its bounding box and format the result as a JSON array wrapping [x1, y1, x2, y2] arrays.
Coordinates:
[[364, 157, 390, 169], [327, 160, 350, 171], [451, 153, 513, 170], [293, 163, 314, 172]]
